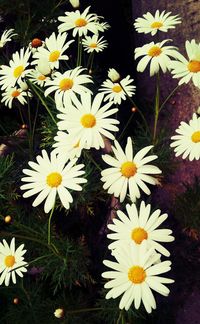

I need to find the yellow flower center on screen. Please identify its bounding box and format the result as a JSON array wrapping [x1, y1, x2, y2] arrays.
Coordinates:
[[112, 84, 122, 93], [49, 50, 60, 62], [131, 227, 148, 244], [191, 131, 200, 143], [46, 172, 62, 188], [11, 90, 20, 98], [13, 65, 24, 78], [89, 43, 97, 48], [128, 266, 146, 284], [151, 21, 163, 29], [121, 161, 137, 178], [81, 114, 96, 128], [148, 46, 162, 57], [5, 255, 15, 268], [38, 75, 46, 81], [59, 78, 74, 91], [75, 18, 87, 27], [187, 60, 200, 73]]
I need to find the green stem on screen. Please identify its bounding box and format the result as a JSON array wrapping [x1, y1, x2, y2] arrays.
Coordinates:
[[17, 105, 25, 125], [159, 84, 180, 112], [27, 94, 33, 158], [89, 52, 95, 72], [48, 204, 55, 245], [27, 80, 57, 125], [76, 35, 82, 67], [67, 307, 102, 314], [153, 72, 160, 144], [84, 151, 102, 171]]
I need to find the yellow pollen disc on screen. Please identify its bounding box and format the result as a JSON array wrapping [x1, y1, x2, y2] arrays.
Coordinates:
[[148, 46, 162, 57], [89, 43, 97, 48], [187, 60, 200, 73], [75, 18, 87, 27], [46, 172, 62, 188], [11, 90, 20, 98], [128, 266, 146, 284], [151, 21, 163, 29], [59, 78, 74, 91], [191, 131, 200, 143], [5, 255, 15, 268], [131, 227, 148, 244], [49, 50, 60, 62], [38, 75, 46, 81], [13, 65, 24, 78], [121, 161, 137, 178], [81, 114, 96, 128], [112, 84, 122, 93]]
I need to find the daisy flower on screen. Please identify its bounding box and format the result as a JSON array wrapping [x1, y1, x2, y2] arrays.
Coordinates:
[[171, 113, 200, 161], [58, 6, 101, 37], [0, 29, 17, 48], [52, 131, 83, 160], [134, 10, 181, 36], [27, 68, 50, 87], [82, 35, 108, 53], [1, 86, 32, 109], [44, 66, 93, 107], [134, 40, 180, 76], [32, 32, 74, 70], [0, 238, 27, 286], [0, 47, 31, 90], [170, 39, 200, 88], [20, 150, 87, 213], [107, 201, 174, 256], [57, 92, 119, 150], [29, 38, 45, 54], [101, 137, 161, 203], [99, 75, 136, 105], [102, 241, 174, 313]]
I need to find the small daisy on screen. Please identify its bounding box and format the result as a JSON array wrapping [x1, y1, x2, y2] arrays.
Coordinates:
[[27, 68, 50, 87], [58, 6, 101, 37], [171, 113, 200, 161], [134, 40, 180, 76], [99, 75, 136, 105], [44, 66, 93, 107], [170, 39, 200, 88], [107, 201, 174, 256], [1, 86, 32, 109], [0, 29, 17, 48], [0, 47, 31, 90], [20, 150, 87, 213], [134, 10, 181, 36], [0, 238, 27, 286], [101, 137, 161, 203], [102, 241, 174, 313], [32, 32, 74, 70], [57, 92, 119, 150], [82, 35, 108, 53], [52, 131, 83, 160]]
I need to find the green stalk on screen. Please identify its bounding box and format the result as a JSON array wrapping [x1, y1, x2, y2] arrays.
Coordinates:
[[26, 93, 33, 158], [76, 35, 83, 67], [67, 307, 102, 314], [159, 84, 179, 112], [48, 204, 55, 245], [153, 72, 160, 144]]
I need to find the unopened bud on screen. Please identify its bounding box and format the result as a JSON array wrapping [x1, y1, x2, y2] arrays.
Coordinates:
[[54, 308, 64, 318], [19, 81, 28, 91], [13, 298, 19, 304], [4, 215, 12, 223], [108, 68, 120, 82], [31, 38, 43, 48], [131, 107, 137, 113], [37, 57, 51, 76], [69, 0, 80, 8]]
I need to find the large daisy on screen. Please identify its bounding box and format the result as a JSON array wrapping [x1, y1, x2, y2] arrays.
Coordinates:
[[102, 241, 174, 313], [82, 35, 108, 53], [1, 86, 32, 109], [101, 137, 161, 202], [58, 6, 101, 37], [99, 75, 136, 105], [170, 113, 200, 161], [0, 47, 31, 90], [0, 29, 17, 48], [170, 39, 200, 88], [134, 10, 181, 36], [20, 150, 87, 213], [44, 66, 93, 108], [134, 40, 180, 76], [32, 32, 74, 70], [107, 201, 174, 256], [52, 131, 83, 160], [0, 238, 27, 286], [57, 92, 119, 150]]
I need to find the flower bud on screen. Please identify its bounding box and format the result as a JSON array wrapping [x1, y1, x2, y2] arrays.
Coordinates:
[[108, 68, 120, 82], [19, 81, 28, 91], [4, 215, 12, 223], [37, 57, 51, 76], [69, 0, 80, 8], [54, 308, 64, 319]]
